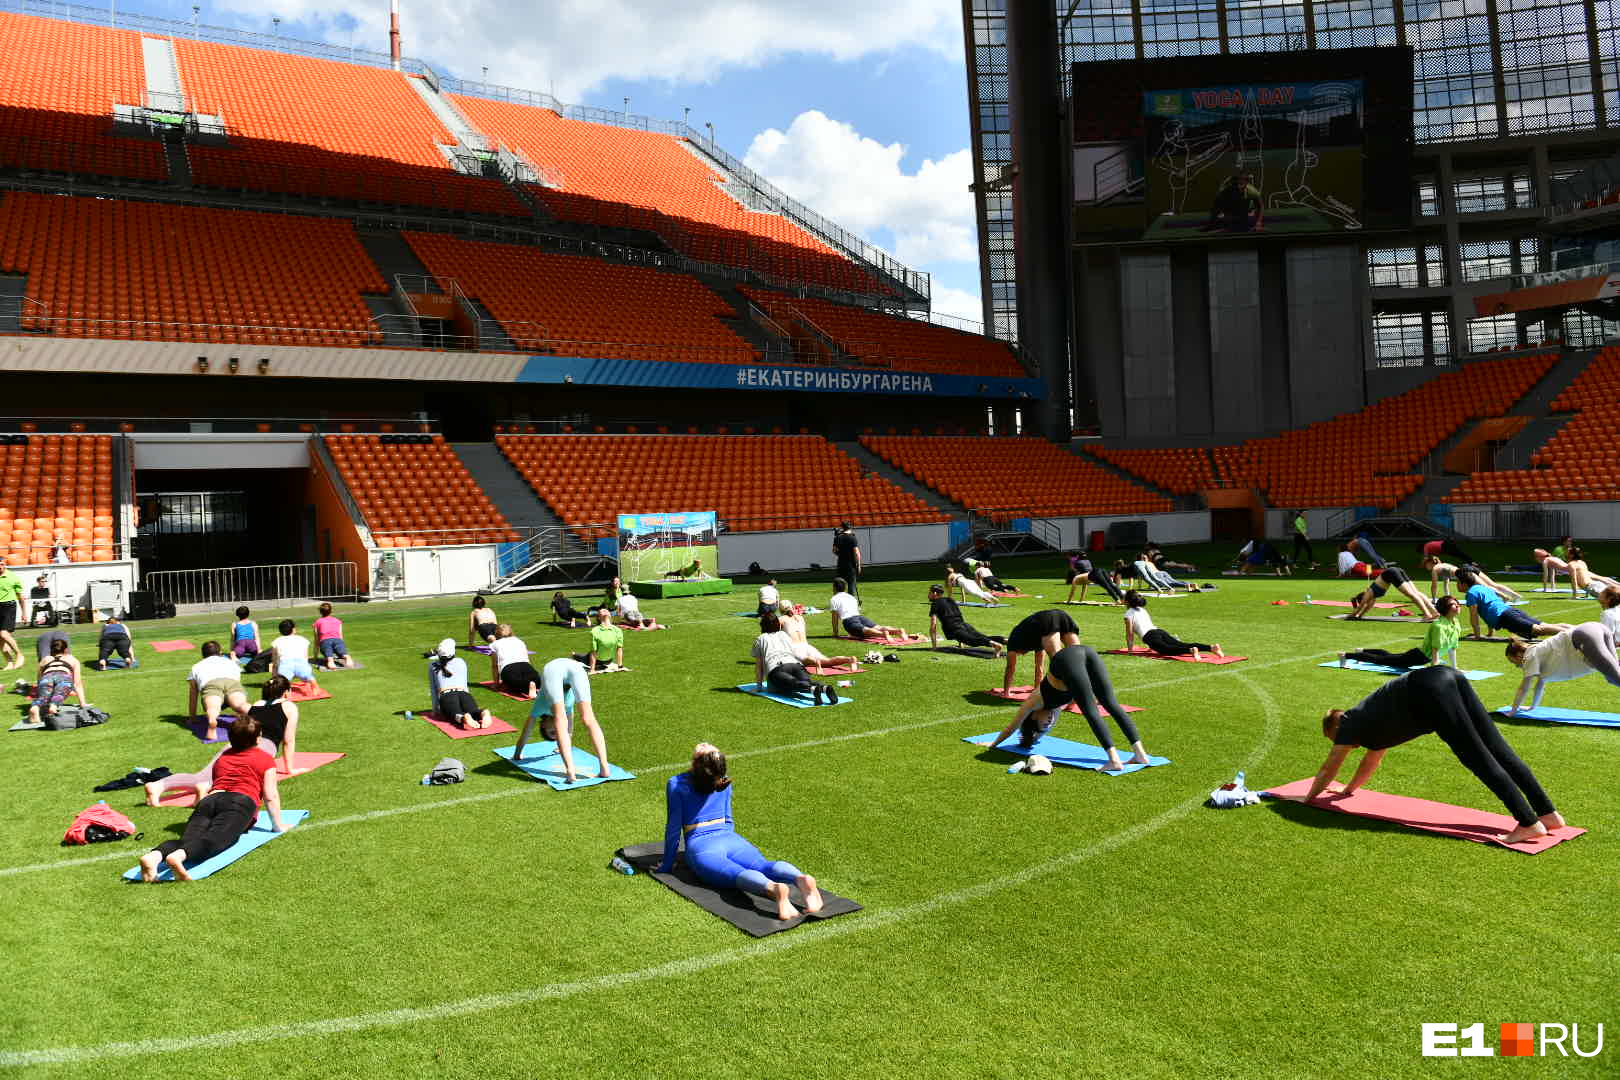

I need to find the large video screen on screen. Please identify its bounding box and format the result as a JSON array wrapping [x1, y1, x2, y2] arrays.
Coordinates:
[[1070, 47, 1413, 245], [1141, 81, 1363, 239]]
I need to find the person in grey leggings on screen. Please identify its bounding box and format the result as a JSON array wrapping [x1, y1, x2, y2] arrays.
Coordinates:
[[980, 644, 1153, 772], [1504, 622, 1620, 715]]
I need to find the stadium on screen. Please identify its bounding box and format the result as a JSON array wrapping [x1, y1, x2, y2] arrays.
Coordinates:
[[4, 0, 1617, 1073]]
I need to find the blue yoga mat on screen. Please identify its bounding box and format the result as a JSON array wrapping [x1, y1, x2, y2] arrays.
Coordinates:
[[493, 743, 637, 790], [734, 683, 852, 709], [122, 810, 308, 882], [1494, 705, 1620, 729], [1318, 660, 1501, 681], [963, 732, 1170, 776]]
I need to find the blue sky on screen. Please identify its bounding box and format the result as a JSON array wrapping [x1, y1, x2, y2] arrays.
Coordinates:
[[114, 0, 984, 321]]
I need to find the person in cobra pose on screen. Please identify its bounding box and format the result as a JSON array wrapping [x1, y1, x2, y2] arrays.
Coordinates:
[[1503, 622, 1620, 715], [1304, 666, 1569, 846], [946, 564, 1002, 606], [550, 591, 591, 628], [778, 602, 859, 676], [981, 643, 1152, 772], [753, 611, 838, 705], [487, 624, 540, 699], [1347, 565, 1439, 621], [658, 743, 824, 922], [1459, 569, 1568, 640], [1339, 596, 1461, 670], [1563, 545, 1620, 599], [1121, 590, 1223, 660], [927, 584, 1007, 656]]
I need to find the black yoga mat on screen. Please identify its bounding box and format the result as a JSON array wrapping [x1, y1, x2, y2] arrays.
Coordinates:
[[617, 841, 862, 937]]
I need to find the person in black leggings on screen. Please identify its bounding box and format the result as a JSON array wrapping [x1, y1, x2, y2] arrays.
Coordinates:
[[1065, 553, 1124, 604], [1121, 590, 1223, 659], [1342, 596, 1461, 670], [550, 591, 590, 628], [1304, 664, 1570, 846], [982, 644, 1151, 771], [927, 585, 1007, 655], [97, 616, 133, 669]]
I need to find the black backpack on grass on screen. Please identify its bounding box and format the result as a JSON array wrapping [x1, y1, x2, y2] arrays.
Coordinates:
[[242, 649, 274, 675]]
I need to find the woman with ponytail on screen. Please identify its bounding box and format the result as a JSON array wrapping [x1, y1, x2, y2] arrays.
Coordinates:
[[657, 743, 824, 922], [427, 638, 493, 729]]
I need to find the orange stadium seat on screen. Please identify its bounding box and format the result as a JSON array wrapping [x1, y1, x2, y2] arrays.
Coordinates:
[[860, 436, 1172, 517], [403, 232, 757, 362], [495, 435, 947, 539], [448, 95, 889, 295], [174, 41, 526, 217], [0, 435, 119, 564], [325, 436, 518, 547], [0, 192, 388, 344], [1083, 446, 1217, 495], [0, 13, 167, 182]]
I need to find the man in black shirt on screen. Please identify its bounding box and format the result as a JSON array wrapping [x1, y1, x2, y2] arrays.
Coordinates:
[[926, 585, 1006, 655], [832, 522, 861, 597], [1303, 666, 1568, 846]]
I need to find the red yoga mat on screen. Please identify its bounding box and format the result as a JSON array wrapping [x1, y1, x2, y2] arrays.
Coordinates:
[[1102, 648, 1246, 665], [835, 632, 927, 646], [619, 622, 666, 631], [149, 640, 195, 653], [158, 752, 346, 808], [420, 710, 516, 739], [286, 682, 331, 702], [806, 663, 864, 676], [988, 686, 1142, 715], [478, 680, 536, 703], [1264, 779, 1586, 853]]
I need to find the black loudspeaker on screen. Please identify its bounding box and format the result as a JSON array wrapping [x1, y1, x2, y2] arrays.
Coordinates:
[[127, 590, 156, 620]]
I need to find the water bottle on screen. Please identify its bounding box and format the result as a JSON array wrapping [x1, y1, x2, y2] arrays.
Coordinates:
[[403, 710, 414, 722], [608, 855, 635, 875], [1304, 594, 1312, 605], [1234, 770, 1246, 791]]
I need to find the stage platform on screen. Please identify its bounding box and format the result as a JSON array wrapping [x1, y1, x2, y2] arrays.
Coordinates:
[[629, 578, 733, 599]]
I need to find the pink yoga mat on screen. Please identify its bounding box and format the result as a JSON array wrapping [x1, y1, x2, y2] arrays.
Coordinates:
[[421, 710, 516, 739], [835, 632, 926, 646], [478, 680, 536, 703], [619, 622, 666, 631], [150, 640, 195, 653], [158, 752, 346, 807], [286, 682, 331, 702], [1264, 779, 1586, 853], [988, 686, 1141, 715], [1102, 648, 1247, 665]]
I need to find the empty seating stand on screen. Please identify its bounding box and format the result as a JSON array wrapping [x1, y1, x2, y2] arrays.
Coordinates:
[[496, 434, 947, 538], [0, 435, 119, 564], [0, 13, 167, 181], [0, 192, 388, 344], [1084, 447, 1215, 495], [174, 40, 525, 217], [1446, 344, 1620, 504], [448, 95, 883, 294], [404, 231, 757, 362], [861, 436, 1172, 518], [325, 435, 518, 547], [739, 287, 1025, 377]]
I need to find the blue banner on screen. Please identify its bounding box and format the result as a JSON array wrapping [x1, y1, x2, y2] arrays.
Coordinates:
[[516, 354, 1042, 400]]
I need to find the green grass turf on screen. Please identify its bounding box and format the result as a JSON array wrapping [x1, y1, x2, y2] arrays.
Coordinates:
[[3, 543, 1615, 1077]]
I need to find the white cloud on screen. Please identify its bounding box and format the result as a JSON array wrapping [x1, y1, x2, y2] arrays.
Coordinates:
[[216, 0, 962, 101], [743, 110, 977, 268], [927, 284, 984, 326]]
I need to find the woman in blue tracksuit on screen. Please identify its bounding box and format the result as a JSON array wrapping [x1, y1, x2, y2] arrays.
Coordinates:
[[658, 743, 824, 921]]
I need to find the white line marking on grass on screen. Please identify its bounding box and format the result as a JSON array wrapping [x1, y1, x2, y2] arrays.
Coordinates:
[[0, 675, 1281, 1068]]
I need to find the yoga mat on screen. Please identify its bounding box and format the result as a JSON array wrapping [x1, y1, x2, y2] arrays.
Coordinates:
[[964, 732, 1169, 775], [734, 683, 851, 708], [285, 682, 331, 703], [188, 718, 232, 744], [492, 743, 636, 791], [804, 662, 863, 676], [958, 601, 1009, 608], [419, 709, 516, 739], [986, 687, 1142, 715], [8, 719, 45, 731], [1318, 660, 1501, 681], [620, 622, 667, 631], [314, 659, 365, 671], [1494, 704, 1620, 729], [1461, 634, 1507, 643], [1102, 648, 1246, 665], [123, 810, 310, 881], [96, 658, 140, 670], [1262, 780, 1585, 853], [990, 591, 1027, 598], [149, 640, 194, 653], [1327, 614, 1425, 623], [1306, 599, 1399, 609], [470, 644, 535, 655], [478, 680, 536, 703], [834, 632, 927, 646], [1059, 600, 1117, 607], [616, 841, 861, 938], [156, 753, 346, 807], [936, 645, 1000, 658]]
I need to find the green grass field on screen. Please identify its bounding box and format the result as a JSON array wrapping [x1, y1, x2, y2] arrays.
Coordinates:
[[4, 544, 1615, 1077]]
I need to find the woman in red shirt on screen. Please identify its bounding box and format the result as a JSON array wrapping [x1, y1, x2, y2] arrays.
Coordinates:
[[137, 714, 286, 882]]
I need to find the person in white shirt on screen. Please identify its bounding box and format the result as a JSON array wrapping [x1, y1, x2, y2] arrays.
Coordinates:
[[270, 618, 319, 688], [427, 638, 492, 729], [1121, 590, 1222, 660], [188, 640, 250, 741], [827, 578, 910, 641], [1505, 622, 1620, 714], [1600, 586, 1620, 640], [946, 565, 1001, 605], [1336, 542, 1375, 579], [615, 589, 654, 629], [488, 624, 540, 698], [757, 579, 780, 617], [752, 611, 837, 705]]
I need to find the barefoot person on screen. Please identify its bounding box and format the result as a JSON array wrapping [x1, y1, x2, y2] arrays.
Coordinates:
[[1459, 568, 1569, 640], [1422, 556, 1521, 603], [1121, 590, 1223, 660], [1339, 596, 1462, 670], [981, 644, 1152, 772], [1000, 608, 1082, 693], [1065, 552, 1123, 605], [1305, 665, 1568, 846], [657, 742, 824, 922], [511, 657, 613, 784], [426, 637, 493, 730], [468, 595, 499, 646], [946, 564, 1002, 605], [137, 714, 286, 882], [488, 624, 540, 699], [188, 641, 251, 741], [1504, 622, 1620, 714], [779, 601, 859, 675], [927, 584, 1007, 656], [26, 636, 89, 727], [1348, 566, 1439, 621], [754, 611, 839, 705], [828, 578, 909, 642]]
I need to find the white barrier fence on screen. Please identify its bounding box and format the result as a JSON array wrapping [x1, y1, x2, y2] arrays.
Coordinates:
[[146, 561, 359, 608]]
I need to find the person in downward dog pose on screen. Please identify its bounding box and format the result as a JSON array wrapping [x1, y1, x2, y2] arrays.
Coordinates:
[[1503, 622, 1620, 715], [982, 644, 1152, 772], [1347, 566, 1439, 621], [658, 742, 825, 922], [1121, 590, 1223, 660], [512, 657, 613, 784], [1305, 665, 1569, 847], [1001, 608, 1081, 694]]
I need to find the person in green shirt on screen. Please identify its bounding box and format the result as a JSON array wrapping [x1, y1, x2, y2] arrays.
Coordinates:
[[1338, 595, 1462, 670], [586, 606, 625, 673], [0, 558, 24, 669], [1291, 511, 1317, 569]]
